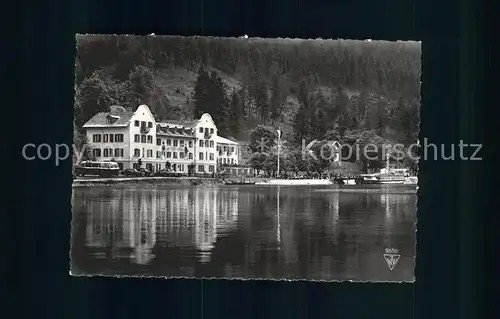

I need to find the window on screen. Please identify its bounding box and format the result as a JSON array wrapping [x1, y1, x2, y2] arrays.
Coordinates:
[[199, 127, 203, 133], [231, 158, 234, 164], [120, 149, 124, 157], [223, 158, 227, 164], [210, 128, 214, 134], [180, 140, 185, 147], [173, 140, 178, 147], [210, 141, 214, 148], [92, 134, 101, 143], [147, 150, 153, 158], [179, 165, 184, 172], [205, 128, 209, 135], [209, 153, 214, 160], [179, 152, 185, 159], [141, 121, 146, 128], [133, 149, 140, 157], [189, 153, 193, 159], [147, 135, 153, 144], [198, 165, 205, 172], [156, 151, 160, 158], [135, 120, 139, 127], [231, 147, 234, 152], [199, 140, 203, 147], [114, 148, 120, 157], [189, 141, 193, 147], [173, 152, 177, 159], [167, 139, 171, 146], [115, 134, 124, 142], [166, 152, 171, 158], [199, 152, 204, 160], [134, 134, 140, 142], [102, 134, 108, 143], [92, 149, 101, 157], [148, 121, 153, 128], [109, 134, 114, 143], [156, 138, 161, 146], [103, 149, 109, 157], [209, 165, 214, 173], [141, 135, 146, 143], [204, 140, 209, 147]]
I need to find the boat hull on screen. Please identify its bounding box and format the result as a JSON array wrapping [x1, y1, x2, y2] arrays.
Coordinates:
[[256, 179, 333, 186], [376, 180, 405, 184]]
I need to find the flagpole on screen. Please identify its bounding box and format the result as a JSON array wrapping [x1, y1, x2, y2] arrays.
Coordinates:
[[277, 128, 280, 179]]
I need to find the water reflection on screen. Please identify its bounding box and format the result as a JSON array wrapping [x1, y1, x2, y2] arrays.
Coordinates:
[[72, 185, 416, 281]]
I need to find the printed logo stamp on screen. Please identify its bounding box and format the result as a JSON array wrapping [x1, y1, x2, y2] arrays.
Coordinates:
[[383, 248, 401, 271]]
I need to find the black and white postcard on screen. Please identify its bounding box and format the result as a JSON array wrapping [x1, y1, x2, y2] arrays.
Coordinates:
[[71, 35, 420, 281]]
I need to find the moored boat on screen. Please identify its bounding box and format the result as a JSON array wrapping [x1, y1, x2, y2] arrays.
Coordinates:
[[255, 179, 333, 186], [223, 180, 256, 185]]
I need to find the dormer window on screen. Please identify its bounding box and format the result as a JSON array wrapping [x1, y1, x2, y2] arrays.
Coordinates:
[[106, 115, 119, 124]]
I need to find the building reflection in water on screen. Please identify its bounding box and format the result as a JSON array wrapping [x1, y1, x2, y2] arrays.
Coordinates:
[[84, 187, 239, 266]]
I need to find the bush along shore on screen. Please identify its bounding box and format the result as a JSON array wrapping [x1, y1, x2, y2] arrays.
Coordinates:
[[72, 176, 224, 187]]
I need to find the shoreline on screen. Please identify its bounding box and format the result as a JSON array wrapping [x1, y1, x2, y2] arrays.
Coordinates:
[[72, 176, 224, 187]]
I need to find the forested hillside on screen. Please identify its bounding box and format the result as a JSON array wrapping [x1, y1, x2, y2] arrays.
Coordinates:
[[74, 35, 421, 172]]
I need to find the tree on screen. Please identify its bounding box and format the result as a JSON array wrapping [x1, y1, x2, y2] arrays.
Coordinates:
[[209, 72, 229, 136], [193, 66, 210, 117], [74, 71, 112, 128], [269, 74, 285, 125], [293, 80, 313, 144], [312, 91, 329, 138], [249, 152, 268, 176], [254, 81, 269, 124], [227, 89, 244, 138], [249, 125, 277, 153]]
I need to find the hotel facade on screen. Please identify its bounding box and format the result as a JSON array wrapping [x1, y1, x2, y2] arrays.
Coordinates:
[[82, 104, 247, 174]]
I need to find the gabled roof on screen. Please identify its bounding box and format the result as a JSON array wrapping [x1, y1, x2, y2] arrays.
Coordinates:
[[158, 119, 200, 128], [83, 111, 135, 128], [215, 135, 238, 145], [156, 125, 196, 138]]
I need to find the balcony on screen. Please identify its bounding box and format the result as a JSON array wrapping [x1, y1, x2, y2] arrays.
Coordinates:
[[140, 126, 150, 133]]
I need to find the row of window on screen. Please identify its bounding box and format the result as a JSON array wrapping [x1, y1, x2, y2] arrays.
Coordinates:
[[155, 151, 216, 161], [90, 148, 233, 163], [134, 120, 153, 128], [218, 158, 236, 164], [199, 127, 214, 135], [134, 134, 154, 144], [91, 134, 234, 154], [217, 145, 236, 153], [199, 140, 214, 148], [160, 151, 190, 160], [92, 148, 124, 158], [132, 149, 155, 158], [157, 139, 215, 148], [92, 134, 125, 143], [152, 164, 214, 173]]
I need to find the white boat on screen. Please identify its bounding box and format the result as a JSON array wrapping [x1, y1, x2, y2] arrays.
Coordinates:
[[255, 179, 333, 186], [342, 179, 356, 185], [403, 176, 418, 185], [358, 154, 412, 185]]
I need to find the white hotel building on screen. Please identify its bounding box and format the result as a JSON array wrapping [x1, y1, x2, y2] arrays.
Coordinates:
[[82, 104, 242, 174]]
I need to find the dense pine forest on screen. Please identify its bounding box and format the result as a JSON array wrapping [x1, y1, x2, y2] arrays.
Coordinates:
[[74, 35, 421, 174]]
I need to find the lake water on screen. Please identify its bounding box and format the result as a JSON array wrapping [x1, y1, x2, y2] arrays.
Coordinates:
[[70, 184, 416, 281]]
